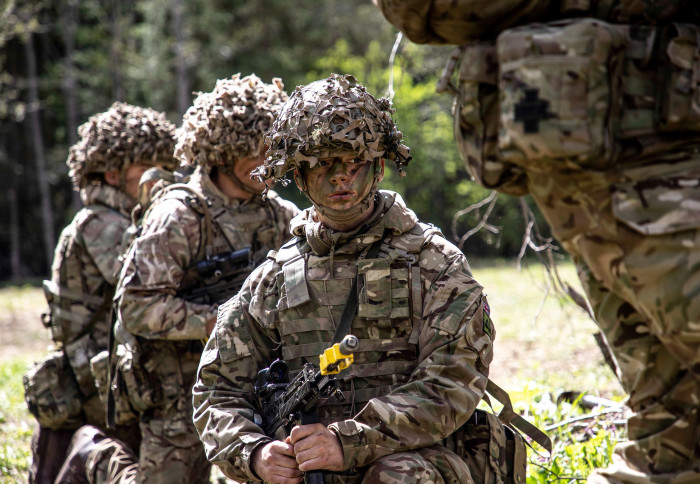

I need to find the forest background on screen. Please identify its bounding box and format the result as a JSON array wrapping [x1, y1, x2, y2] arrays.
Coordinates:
[[0, 0, 555, 281]]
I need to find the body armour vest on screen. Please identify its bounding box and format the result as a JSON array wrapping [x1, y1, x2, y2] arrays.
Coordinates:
[[43, 185, 133, 397], [114, 176, 294, 416], [268, 221, 441, 425]]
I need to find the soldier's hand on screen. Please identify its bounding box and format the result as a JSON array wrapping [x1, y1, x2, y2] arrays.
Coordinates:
[[251, 440, 303, 484], [289, 423, 345, 472]]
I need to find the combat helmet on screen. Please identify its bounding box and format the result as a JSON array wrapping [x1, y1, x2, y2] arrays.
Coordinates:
[[253, 73, 411, 190], [66, 102, 177, 190], [175, 74, 288, 193]]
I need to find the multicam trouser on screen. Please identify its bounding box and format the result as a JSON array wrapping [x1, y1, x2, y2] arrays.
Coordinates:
[[525, 160, 700, 484], [86, 415, 210, 484]]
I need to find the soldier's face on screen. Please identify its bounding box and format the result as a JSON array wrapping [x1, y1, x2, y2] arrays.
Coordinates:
[[301, 154, 383, 212], [234, 152, 267, 194], [126, 164, 151, 198]]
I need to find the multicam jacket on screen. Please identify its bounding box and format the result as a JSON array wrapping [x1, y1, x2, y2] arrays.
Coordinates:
[[44, 184, 135, 396], [114, 167, 298, 413], [192, 190, 494, 482]]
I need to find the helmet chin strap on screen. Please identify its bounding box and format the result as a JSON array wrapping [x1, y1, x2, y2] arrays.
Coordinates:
[[296, 159, 382, 226]]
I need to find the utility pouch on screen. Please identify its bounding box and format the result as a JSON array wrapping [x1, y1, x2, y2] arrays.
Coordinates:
[[23, 351, 83, 429], [497, 18, 626, 169], [659, 23, 700, 131], [117, 343, 162, 413], [454, 42, 530, 196], [445, 409, 527, 484]]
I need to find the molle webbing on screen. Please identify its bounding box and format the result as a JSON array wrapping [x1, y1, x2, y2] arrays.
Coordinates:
[[281, 337, 415, 361]]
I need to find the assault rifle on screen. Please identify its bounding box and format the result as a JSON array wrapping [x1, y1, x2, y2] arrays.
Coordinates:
[[178, 247, 254, 305], [254, 335, 359, 484]]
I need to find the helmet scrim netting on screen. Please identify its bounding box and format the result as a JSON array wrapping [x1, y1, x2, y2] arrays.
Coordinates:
[[253, 73, 410, 185], [175, 74, 288, 170], [67, 102, 177, 189]]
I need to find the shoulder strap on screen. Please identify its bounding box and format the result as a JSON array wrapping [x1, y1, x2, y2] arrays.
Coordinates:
[[331, 232, 386, 344], [158, 183, 215, 260]]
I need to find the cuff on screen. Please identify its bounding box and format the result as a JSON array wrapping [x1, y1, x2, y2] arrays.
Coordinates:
[[230, 437, 271, 482], [328, 420, 370, 469]]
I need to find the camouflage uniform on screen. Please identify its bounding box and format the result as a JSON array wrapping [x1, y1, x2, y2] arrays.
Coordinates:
[[86, 74, 299, 484], [373, 1, 700, 482], [192, 74, 503, 484], [193, 190, 493, 484], [22, 102, 176, 484]]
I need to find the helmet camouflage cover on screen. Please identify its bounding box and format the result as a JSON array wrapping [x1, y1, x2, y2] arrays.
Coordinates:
[[67, 102, 177, 189], [253, 73, 411, 185], [175, 74, 288, 170]]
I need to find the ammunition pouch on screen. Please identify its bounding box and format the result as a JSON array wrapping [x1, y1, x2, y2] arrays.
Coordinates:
[[115, 341, 162, 414], [114, 334, 202, 416], [453, 18, 700, 192], [444, 409, 527, 484], [64, 332, 103, 398], [23, 351, 83, 429]]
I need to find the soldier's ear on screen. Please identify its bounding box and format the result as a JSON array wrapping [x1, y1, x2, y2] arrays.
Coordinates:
[[293, 169, 305, 191], [104, 169, 120, 187], [377, 159, 385, 183]]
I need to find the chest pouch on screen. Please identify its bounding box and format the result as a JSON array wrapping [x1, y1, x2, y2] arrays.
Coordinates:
[[358, 257, 413, 321]]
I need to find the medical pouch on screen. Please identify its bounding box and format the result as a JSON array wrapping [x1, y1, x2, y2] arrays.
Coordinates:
[[497, 18, 626, 168]]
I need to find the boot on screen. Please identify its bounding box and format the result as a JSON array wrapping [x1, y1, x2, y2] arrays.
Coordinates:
[[29, 426, 76, 484], [54, 425, 107, 484]]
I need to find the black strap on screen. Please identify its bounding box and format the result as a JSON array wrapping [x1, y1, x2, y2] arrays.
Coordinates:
[[331, 233, 386, 344]]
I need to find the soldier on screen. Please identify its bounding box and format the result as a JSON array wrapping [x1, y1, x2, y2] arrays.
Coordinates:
[[373, 1, 700, 483], [61, 74, 300, 484], [22, 102, 177, 484], [191, 74, 516, 484]]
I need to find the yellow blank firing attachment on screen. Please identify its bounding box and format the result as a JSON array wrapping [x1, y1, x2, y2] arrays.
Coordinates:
[[319, 335, 359, 375]]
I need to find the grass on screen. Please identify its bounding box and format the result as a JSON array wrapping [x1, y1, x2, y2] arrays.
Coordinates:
[[0, 261, 627, 482]]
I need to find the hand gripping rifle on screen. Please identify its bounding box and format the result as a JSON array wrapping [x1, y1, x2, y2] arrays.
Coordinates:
[[254, 335, 359, 484]]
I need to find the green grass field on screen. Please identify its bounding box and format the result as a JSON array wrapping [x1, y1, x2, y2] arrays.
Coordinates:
[[0, 260, 626, 483]]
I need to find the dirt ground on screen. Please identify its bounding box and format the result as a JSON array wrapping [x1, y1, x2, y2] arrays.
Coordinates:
[[0, 288, 54, 363]]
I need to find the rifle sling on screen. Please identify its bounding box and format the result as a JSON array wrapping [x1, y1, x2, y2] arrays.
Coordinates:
[[331, 232, 386, 345]]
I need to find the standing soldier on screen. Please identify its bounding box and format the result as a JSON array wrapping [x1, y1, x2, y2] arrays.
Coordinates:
[[373, 1, 700, 483], [192, 74, 533, 484], [23, 102, 177, 484], [61, 74, 299, 484]]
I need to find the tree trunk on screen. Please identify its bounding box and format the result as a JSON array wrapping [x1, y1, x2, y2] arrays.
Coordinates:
[[24, 31, 56, 272], [109, 0, 125, 101], [171, 0, 190, 117], [61, 0, 82, 211], [8, 186, 23, 280]]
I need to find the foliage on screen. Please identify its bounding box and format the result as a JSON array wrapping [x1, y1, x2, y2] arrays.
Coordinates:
[[505, 383, 623, 483], [0, 358, 34, 483]]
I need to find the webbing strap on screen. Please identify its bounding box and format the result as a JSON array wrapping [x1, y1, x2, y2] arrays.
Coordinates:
[[486, 379, 552, 455]]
